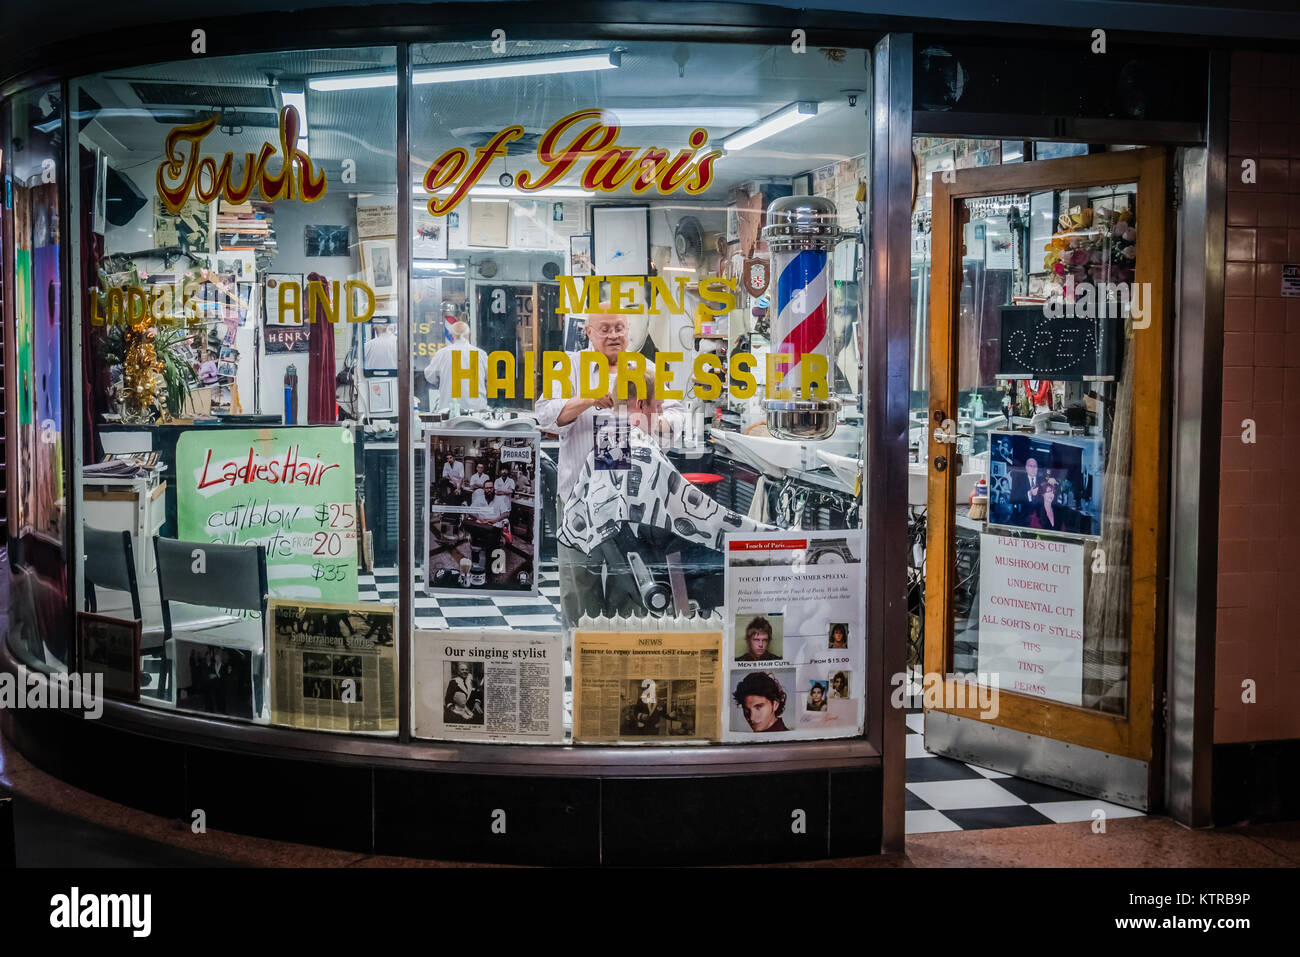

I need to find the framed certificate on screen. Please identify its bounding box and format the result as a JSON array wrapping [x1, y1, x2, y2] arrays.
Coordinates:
[[468, 200, 510, 248]]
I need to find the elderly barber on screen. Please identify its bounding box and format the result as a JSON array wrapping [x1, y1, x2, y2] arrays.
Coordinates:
[[535, 310, 686, 624]]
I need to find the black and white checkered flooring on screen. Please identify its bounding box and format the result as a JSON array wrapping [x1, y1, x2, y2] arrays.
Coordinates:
[[358, 561, 564, 631], [904, 708, 1144, 833]]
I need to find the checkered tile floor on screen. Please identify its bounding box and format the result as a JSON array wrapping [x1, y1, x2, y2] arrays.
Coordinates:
[[359, 562, 564, 631], [904, 709, 1145, 833]]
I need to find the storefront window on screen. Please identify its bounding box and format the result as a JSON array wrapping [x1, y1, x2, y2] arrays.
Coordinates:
[[71, 48, 400, 730], [5, 84, 70, 672], [42, 37, 874, 746], [404, 38, 870, 743]]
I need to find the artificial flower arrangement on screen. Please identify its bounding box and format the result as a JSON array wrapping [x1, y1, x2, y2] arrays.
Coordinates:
[[1042, 204, 1137, 295], [98, 263, 199, 423]]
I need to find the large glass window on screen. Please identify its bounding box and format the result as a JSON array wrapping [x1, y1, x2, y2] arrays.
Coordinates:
[[5, 84, 70, 671], [403, 38, 870, 743], [51, 36, 874, 746], [71, 48, 399, 730]]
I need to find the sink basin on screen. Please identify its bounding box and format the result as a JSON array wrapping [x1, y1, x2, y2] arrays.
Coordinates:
[[909, 463, 986, 507], [815, 450, 862, 491], [712, 429, 862, 479]]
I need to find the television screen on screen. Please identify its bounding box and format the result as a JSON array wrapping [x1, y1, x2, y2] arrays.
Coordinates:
[[986, 430, 1104, 540]]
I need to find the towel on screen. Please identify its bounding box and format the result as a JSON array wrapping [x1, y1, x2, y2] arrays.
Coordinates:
[[559, 433, 776, 554], [748, 476, 769, 522]]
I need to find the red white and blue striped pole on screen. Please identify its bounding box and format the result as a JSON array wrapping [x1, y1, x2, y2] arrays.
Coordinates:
[[772, 247, 831, 396], [761, 195, 845, 440]]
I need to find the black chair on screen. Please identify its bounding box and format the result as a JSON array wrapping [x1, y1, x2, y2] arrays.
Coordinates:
[[83, 526, 142, 620], [152, 537, 269, 706]]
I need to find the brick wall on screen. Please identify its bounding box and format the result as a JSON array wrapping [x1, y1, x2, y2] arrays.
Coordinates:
[[1217, 50, 1300, 744]]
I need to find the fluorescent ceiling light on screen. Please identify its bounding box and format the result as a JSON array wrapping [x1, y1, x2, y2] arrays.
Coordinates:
[[309, 50, 619, 92], [413, 261, 464, 272], [599, 107, 759, 128], [280, 88, 309, 152], [414, 185, 596, 199], [414, 50, 620, 85], [722, 101, 818, 152], [308, 72, 395, 92]]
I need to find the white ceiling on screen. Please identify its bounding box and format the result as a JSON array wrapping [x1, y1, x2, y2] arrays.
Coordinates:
[[76, 39, 870, 201]]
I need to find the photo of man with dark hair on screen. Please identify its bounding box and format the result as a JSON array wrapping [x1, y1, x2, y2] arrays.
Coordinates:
[[807, 680, 828, 711], [736, 615, 780, 661], [732, 671, 789, 733]]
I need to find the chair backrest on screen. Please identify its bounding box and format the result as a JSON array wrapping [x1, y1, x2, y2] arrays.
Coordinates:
[[84, 526, 141, 620], [153, 536, 268, 620]]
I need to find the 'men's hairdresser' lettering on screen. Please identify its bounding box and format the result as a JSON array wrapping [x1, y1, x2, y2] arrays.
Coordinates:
[[444, 349, 831, 403]]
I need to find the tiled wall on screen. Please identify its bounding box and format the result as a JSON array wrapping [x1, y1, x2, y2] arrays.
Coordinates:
[[1217, 51, 1300, 744]]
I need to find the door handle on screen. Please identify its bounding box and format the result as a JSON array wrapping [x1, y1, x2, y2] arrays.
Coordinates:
[[933, 455, 947, 472]]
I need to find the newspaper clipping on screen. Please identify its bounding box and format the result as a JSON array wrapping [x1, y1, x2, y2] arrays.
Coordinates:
[[268, 599, 398, 734], [573, 629, 722, 743], [413, 629, 564, 743], [723, 530, 865, 742]]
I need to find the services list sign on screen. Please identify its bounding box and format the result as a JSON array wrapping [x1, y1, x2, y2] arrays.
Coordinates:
[[977, 534, 1083, 706], [176, 426, 359, 604]]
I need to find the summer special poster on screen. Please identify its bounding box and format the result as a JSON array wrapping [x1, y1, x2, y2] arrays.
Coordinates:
[[722, 530, 865, 742]]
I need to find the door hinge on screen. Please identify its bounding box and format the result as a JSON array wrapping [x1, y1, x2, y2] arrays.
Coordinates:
[[1159, 690, 1169, 729], [1171, 170, 1182, 209]]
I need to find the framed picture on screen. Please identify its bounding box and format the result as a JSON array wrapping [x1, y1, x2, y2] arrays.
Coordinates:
[[569, 234, 593, 276], [264, 324, 311, 353], [1089, 190, 1135, 222], [1026, 273, 1052, 299], [304, 224, 350, 257], [367, 377, 397, 415], [412, 629, 565, 743], [76, 611, 141, 700], [267, 599, 398, 733], [424, 428, 542, 597], [236, 281, 260, 325], [355, 204, 396, 239], [1029, 190, 1056, 263], [413, 209, 450, 260], [361, 321, 399, 377], [508, 199, 550, 249], [468, 200, 510, 248], [360, 239, 397, 299], [591, 204, 650, 276], [563, 314, 589, 351], [216, 249, 255, 279], [174, 639, 256, 720], [264, 273, 303, 326], [984, 216, 1014, 270]]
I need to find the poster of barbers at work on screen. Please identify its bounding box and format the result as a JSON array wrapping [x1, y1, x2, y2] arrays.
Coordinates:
[[425, 428, 541, 597]]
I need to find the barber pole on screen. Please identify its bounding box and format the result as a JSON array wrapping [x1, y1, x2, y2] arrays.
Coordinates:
[[761, 195, 846, 440], [771, 248, 830, 394]]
